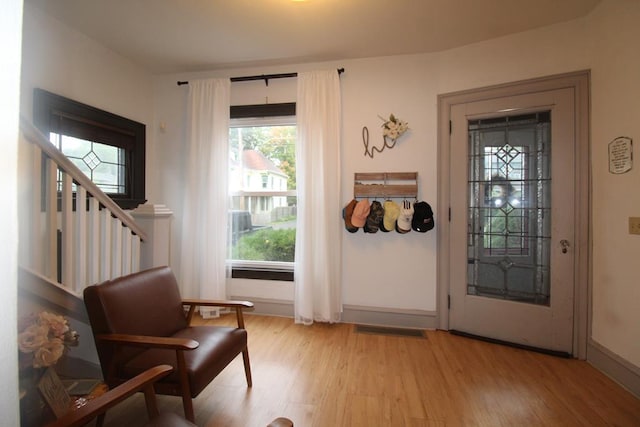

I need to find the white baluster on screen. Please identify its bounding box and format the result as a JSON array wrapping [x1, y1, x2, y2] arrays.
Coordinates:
[[111, 217, 123, 278], [87, 197, 100, 285], [44, 158, 58, 281], [131, 234, 141, 272], [100, 208, 112, 281], [121, 227, 132, 275], [75, 186, 87, 292], [28, 145, 42, 272], [61, 172, 73, 289]]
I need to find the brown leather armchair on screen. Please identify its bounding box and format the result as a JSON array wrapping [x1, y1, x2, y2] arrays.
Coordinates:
[[83, 266, 253, 422]]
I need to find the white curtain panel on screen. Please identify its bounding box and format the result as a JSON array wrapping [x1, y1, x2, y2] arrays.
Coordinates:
[[294, 70, 343, 324], [179, 78, 231, 308]]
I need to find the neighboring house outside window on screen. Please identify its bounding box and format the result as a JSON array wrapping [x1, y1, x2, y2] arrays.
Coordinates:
[[228, 103, 296, 281], [230, 149, 289, 224]]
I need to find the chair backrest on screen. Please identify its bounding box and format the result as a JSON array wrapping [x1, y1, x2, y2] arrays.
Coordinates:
[[84, 266, 189, 379]]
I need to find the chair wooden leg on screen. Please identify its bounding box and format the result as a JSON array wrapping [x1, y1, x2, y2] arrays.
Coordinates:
[[182, 394, 195, 423], [242, 348, 252, 387], [176, 350, 195, 422], [142, 384, 160, 420]]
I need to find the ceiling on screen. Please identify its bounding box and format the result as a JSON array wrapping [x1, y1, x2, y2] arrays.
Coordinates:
[[25, 0, 601, 74]]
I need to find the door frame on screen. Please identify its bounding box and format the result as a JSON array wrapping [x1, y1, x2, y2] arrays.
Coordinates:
[[436, 71, 590, 358]]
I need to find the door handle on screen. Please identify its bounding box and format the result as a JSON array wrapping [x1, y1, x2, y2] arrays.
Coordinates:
[[560, 239, 570, 254]]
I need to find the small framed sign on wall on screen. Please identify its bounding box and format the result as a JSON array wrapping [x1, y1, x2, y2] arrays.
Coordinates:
[[38, 368, 71, 418], [608, 136, 633, 174]]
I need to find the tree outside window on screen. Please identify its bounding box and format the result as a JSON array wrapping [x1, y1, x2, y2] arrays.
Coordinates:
[[228, 114, 297, 271]]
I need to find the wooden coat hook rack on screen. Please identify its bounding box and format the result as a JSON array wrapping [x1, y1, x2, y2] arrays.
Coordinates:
[[353, 172, 418, 199]]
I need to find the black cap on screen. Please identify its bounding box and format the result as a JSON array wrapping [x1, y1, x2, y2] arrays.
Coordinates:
[[411, 201, 434, 232]]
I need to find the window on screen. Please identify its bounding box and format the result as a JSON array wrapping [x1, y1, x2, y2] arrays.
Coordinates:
[[228, 103, 296, 281], [469, 112, 550, 258], [33, 89, 146, 210], [467, 112, 551, 302], [482, 144, 528, 256]]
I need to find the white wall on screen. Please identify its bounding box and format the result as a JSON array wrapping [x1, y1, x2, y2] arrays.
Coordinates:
[[151, 16, 591, 313], [19, 0, 640, 370], [18, 2, 156, 272], [18, 3, 155, 366], [153, 58, 442, 310], [20, 3, 155, 198], [587, 0, 640, 368], [2, 0, 22, 424], [151, 0, 640, 368]]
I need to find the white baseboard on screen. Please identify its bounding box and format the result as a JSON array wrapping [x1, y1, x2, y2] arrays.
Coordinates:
[[588, 339, 640, 398], [241, 297, 295, 318], [342, 305, 437, 329], [236, 297, 437, 329]]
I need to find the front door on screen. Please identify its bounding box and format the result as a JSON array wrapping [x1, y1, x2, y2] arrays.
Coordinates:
[[448, 87, 576, 354]]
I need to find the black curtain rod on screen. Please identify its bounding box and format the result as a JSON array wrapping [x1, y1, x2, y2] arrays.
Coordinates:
[[177, 67, 344, 87]]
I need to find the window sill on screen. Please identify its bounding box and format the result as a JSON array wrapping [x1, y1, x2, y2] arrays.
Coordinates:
[[229, 260, 294, 282], [231, 268, 293, 282]]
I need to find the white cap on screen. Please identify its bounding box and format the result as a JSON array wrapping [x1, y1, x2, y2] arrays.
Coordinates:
[[396, 201, 414, 233]]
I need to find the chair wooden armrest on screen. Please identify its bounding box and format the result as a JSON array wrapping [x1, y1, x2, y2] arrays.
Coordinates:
[[182, 299, 254, 309], [182, 299, 254, 326], [96, 333, 199, 351], [96, 333, 199, 405], [45, 365, 174, 427]]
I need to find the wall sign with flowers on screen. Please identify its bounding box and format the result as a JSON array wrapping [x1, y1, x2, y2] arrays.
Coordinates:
[[18, 311, 79, 370], [18, 311, 79, 423], [363, 113, 409, 158]]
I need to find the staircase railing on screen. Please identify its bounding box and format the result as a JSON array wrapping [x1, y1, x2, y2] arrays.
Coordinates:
[[19, 116, 147, 296]]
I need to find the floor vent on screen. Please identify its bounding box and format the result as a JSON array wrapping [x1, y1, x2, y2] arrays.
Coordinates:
[[354, 324, 425, 339]]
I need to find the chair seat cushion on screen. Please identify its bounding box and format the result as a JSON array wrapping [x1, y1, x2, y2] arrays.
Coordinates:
[[122, 326, 247, 396]]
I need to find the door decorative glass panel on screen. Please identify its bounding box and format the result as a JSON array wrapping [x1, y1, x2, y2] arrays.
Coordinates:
[[467, 112, 551, 305]]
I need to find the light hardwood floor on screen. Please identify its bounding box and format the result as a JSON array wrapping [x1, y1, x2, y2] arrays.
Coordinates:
[[101, 313, 640, 427]]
